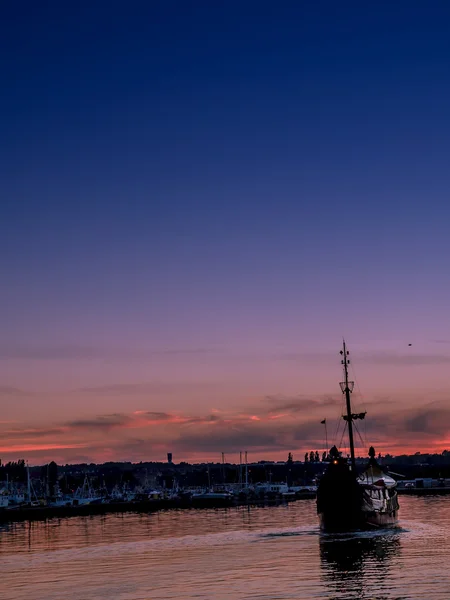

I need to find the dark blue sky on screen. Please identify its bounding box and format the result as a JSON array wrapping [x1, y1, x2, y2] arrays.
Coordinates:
[[2, 2, 450, 456]]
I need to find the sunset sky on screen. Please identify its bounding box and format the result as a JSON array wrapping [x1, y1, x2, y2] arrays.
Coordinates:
[[2, 1, 450, 465]]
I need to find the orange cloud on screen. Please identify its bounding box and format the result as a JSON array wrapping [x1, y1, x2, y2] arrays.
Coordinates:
[[0, 443, 88, 453], [2, 394, 450, 464]]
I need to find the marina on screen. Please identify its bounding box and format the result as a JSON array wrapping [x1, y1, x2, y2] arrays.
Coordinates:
[[0, 485, 317, 523], [1, 478, 450, 525]]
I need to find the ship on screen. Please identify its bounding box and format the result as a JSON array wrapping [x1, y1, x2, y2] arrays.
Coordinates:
[[316, 341, 399, 531]]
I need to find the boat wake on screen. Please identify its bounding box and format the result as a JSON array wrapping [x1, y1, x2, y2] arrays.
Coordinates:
[[0, 524, 318, 569], [320, 525, 404, 539], [260, 526, 318, 539]]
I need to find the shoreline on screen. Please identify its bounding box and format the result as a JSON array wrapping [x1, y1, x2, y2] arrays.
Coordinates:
[[2, 486, 449, 524], [396, 486, 450, 496], [0, 494, 316, 524]]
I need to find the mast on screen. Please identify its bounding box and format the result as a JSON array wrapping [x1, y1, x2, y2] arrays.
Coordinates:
[[245, 451, 248, 488], [222, 452, 225, 484], [340, 341, 356, 470], [27, 461, 31, 503], [239, 451, 242, 487]]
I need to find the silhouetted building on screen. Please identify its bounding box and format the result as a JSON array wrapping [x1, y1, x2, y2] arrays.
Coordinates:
[[167, 453, 173, 464]]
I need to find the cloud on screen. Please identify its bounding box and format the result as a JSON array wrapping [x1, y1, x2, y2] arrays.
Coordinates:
[[134, 411, 172, 420], [75, 383, 164, 395], [404, 407, 450, 437], [0, 345, 104, 360], [74, 381, 217, 395], [274, 348, 450, 367], [0, 405, 302, 462], [0, 345, 222, 361], [61, 411, 222, 433], [173, 429, 289, 453], [273, 351, 337, 364], [5, 394, 450, 464], [293, 420, 335, 442], [157, 348, 223, 356], [360, 351, 450, 366], [265, 394, 341, 414], [3, 427, 66, 439], [0, 443, 88, 454], [0, 386, 31, 396], [112, 422, 294, 457], [182, 414, 221, 425], [354, 400, 450, 451], [66, 414, 133, 431]]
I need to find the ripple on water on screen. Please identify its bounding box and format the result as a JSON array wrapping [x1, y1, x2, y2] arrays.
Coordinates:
[[0, 497, 449, 600]]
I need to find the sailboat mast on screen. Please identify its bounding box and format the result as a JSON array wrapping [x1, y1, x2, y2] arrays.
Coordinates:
[[341, 341, 356, 471], [27, 461, 31, 503]]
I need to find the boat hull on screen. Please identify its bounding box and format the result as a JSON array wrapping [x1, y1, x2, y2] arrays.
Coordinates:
[[318, 509, 398, 532], [316, 458, 399, 532]]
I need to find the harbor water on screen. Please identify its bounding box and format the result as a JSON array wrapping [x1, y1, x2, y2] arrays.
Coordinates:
[[1, 495, 449, 599]]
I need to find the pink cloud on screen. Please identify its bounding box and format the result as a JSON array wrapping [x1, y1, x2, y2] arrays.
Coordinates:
[[3, 394, 450, 464], [0, 443, 88, 454]]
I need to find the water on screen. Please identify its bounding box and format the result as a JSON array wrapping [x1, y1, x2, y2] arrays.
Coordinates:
[[1, 496, 449, 599]]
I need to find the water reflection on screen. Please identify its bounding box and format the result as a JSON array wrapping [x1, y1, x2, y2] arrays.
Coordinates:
[[3, 499, 449, 600], [320, 531, 401, 599]]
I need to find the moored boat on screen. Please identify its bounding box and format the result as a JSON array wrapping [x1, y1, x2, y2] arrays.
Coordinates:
[[316, 341, 399, 531], [73, 476, 103, 506], [191, 490, 233, 500]]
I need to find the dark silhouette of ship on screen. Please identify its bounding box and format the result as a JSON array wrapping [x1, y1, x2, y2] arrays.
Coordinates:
[[316, 342, 399, 531]]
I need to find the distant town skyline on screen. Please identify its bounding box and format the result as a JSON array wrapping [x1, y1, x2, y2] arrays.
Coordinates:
[[2, 2, 450, 464]]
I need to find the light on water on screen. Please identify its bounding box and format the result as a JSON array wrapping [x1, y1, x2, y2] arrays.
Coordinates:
[[1, 497, 449, 599]]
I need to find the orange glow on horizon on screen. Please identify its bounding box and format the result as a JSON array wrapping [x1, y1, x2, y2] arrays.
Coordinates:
[[2, 394, 450, 465]]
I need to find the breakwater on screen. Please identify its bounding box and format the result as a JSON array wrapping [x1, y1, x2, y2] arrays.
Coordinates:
[[4, 486, 449, 523], [0, 492, 317, 524], [397, 486, 450, 496]]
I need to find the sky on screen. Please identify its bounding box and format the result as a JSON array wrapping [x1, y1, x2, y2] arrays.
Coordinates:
[[2, 1, 450, 465]]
